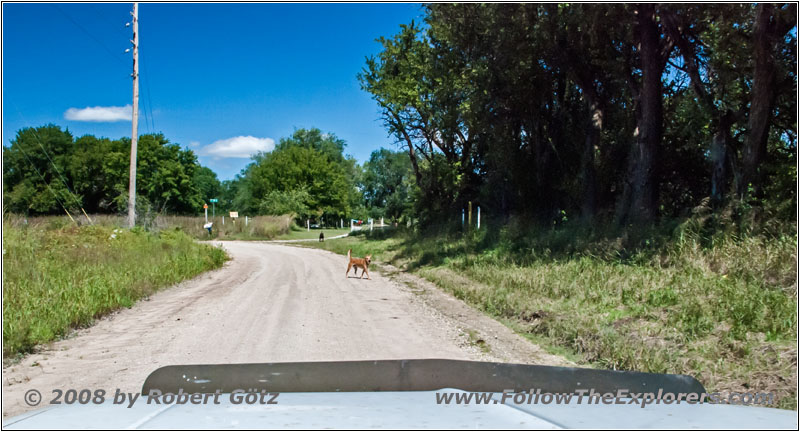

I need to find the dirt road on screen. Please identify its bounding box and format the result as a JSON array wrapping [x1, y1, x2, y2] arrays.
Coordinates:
[[2, 241, 566, 418]]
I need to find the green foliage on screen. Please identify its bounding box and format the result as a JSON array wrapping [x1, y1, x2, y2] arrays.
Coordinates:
[[194, 166, 222, 203], [3, 125, 77, 214], [235, 128, 360, 221], [3, 125, 212, 217], [360, 4, 796, 225], [360, 148, 416, 222], [259, 189, 311, 217], [134, 134, 203, 214]]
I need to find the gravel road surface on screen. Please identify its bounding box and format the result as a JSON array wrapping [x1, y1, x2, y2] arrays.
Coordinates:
[[3, 241, 566, 418]]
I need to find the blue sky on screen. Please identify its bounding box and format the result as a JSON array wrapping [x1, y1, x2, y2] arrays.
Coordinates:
[[2, 3, 425, 180]]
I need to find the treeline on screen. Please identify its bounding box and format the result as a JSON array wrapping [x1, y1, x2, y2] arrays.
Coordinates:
[[7, 4, 795, 228], [216, 128, 418, 224], [3, 124, 416, 225], [3, 125, 221, 216], [359, 3, 797, 226]]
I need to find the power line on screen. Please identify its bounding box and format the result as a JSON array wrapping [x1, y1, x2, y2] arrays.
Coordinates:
[[89, 4, 114, 23], [11, 100, 93, 223], [11, 101, 77, 200], [31, 130, 83, 205], [143, 59, 156, 132], [52, 4, 129, 74], [140, 83, 151, 135], [10, 130, 76, 222]]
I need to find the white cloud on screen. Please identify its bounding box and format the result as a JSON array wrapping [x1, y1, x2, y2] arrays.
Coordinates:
[[199, 136, 275, 158], [64, 105, 132, 122]]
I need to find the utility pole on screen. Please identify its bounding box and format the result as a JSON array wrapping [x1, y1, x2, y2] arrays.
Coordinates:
[[127, 3, 139, 228]]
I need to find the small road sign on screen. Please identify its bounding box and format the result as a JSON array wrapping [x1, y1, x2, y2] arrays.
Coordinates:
[[203, 204, 208, 209], [209, 198, 218, 203]]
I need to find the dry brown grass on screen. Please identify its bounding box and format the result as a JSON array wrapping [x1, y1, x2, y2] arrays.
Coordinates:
[[3, 214, 294, 240]]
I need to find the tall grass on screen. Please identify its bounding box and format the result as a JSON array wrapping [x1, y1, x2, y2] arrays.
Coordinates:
[[309, 217, 798, 408], [3, 220, 228, 357], [159, 215, 293, 240], [4, 213, 294, 240]]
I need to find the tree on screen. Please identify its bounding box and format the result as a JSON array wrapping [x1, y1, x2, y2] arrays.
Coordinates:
[[614, 4, 675, 224], [194, 166, 222, 203], [660, 4, 796, 205], [3, 125, 211, 217], [542, 4, 630, 220], [359, 21, 431, 189], [241, 128, 359, 220], [3, 125, 78, 214], [70, 134, 120, 213], [738, 3, 796, 199], [660, 4, 742, 205], [259, 189, 311, 217], [361, 3, 795, 227], [361, 148, 415, 222], [126, 134, 202, 215]]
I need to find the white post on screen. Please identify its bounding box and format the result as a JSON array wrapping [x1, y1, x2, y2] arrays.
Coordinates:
[[477, 206, 481, 229], [380, 217, 384, 226], [370, 219, 373, 231], [222, 215, 225, 225], [204, 206, 208, 223], [340, 218, 343, 229], [246, 215, 248, 226], [307, 219, 310, 231], [350, 219, 353, 232]]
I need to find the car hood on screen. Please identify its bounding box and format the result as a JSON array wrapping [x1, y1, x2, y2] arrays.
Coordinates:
[[5, 389, 796, 429], [4, 359, 796, 429]]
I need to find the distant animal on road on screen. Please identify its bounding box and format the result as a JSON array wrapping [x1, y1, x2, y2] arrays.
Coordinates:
[[319, 232, 325, 242], [346, 249, 371, 280]]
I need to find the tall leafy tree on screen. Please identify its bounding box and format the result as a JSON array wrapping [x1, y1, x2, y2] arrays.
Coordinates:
[[361, 3, 796, 227], [4, 125, 77, 214], [193, 166, 222, 203], [361, 148, 415, 222], [241, 128, 359, 220], [4, 125, 211, 217], [738, 3, 796, 199]]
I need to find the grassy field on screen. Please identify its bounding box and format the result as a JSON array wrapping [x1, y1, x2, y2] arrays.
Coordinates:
[[307, 221, 798, 409], [3, 217, 228, 357], [276, 227, 351, 240], [15, 213, 295, 241], [159, 215, 294, 240]]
